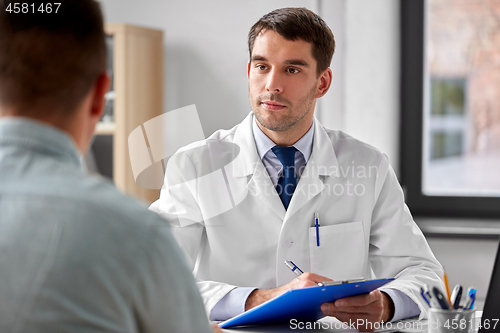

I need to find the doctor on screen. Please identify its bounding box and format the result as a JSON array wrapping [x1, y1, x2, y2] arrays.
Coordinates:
[[150, 7, 444, 331]]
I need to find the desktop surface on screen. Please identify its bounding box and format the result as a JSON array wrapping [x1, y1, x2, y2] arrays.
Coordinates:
[[220, 306, 485, 333], [220, 317, 426, 333]]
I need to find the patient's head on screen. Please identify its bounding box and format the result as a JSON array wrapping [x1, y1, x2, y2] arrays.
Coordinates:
[[0, 0, 106, 118]]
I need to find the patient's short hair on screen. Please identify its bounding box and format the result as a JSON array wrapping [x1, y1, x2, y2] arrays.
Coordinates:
[[0, 0, 106, 116], [248, 7, 335, 76]]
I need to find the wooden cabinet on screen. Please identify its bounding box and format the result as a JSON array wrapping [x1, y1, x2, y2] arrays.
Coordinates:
[[91, 23, 164, 204]]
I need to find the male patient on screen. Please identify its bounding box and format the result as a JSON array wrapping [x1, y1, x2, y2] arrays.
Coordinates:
[[150, 7, 445, 331], [0, 1, 214, 332]]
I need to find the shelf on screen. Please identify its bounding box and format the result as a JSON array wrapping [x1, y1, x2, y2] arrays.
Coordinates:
[[105, 91, 115, 100], [102, 22, 163, 204], [95, 122, 116, 135]]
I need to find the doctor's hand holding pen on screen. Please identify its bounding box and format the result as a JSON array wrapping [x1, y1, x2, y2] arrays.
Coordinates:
[[244, 269, 331, 311]]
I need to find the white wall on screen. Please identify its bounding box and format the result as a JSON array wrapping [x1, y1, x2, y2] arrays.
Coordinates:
[[319, 0, 400, 172], [99, 0, 400, 171], [344, 0, 400, 172]]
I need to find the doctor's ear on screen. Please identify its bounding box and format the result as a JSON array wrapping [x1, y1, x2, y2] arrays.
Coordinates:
[[315, 68, 332, 98]]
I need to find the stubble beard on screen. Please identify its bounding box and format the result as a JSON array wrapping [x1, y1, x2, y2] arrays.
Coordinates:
[[250, 84, 317, 133]]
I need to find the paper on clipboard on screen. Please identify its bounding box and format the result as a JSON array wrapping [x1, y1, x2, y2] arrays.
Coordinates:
[[219, 278, 394, 329]]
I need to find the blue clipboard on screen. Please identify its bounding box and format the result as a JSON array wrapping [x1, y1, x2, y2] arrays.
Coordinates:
[[219, 278, 394, 328]]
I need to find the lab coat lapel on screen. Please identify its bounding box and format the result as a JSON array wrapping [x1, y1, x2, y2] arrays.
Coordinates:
[[247, 163, 286, 220], [285, 119, 339, 220], [285, 159, 324, 219], [231, 113, 286, 220]]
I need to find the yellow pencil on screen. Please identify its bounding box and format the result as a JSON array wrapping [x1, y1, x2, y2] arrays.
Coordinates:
[[443, 269, 452, 305]]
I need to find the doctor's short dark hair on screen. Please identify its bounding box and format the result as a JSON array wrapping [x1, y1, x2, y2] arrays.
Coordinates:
[[0, 0, 106, 116], [248, 7, 335, 76]]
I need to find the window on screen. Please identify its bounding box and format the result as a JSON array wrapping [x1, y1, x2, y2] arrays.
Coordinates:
[[401, 0, 500, 217]]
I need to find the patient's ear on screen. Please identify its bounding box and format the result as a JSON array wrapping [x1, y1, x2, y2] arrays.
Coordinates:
[[90, 72, 110, 120]]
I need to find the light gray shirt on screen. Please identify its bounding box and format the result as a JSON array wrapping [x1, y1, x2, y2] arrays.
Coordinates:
[[0, 118, 212, 333]]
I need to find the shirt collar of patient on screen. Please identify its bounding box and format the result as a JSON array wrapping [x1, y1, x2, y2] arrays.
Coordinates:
[[252, 115, 314, 163], [0, 117, 83, 169]]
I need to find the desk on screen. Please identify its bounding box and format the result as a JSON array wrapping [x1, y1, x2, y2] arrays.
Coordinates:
[[221, 317, 426, 333], [220, 306, 484, 333]]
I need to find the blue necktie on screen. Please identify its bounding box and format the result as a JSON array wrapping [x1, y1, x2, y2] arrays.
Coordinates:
[[271, 146, 297, 209]]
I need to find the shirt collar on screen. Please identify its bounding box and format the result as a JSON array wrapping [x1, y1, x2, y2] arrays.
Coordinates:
[[252, 114, 314, 162], [0, 117, 83, 168]]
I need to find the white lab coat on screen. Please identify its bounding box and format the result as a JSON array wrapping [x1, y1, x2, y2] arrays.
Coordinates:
[[149, 112, 445, 319]]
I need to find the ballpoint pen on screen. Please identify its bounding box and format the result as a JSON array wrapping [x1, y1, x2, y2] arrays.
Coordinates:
[[450, 284, 463, 309], [284, 260, 304, 276], [469, 288, 476, 309], [284, 260, 338, 287], [464, 287, 476, 310], [432, 286, 451, 310], [314, 213, 320, 247], [420, 287, 431, 307], [425, 285, 442, 309]]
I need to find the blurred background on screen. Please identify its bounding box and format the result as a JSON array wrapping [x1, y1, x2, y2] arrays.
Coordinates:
[[99, 0, 401, 170]]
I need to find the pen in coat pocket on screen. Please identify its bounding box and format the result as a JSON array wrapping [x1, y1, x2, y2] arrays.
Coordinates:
[[314, 213, 320, 247]]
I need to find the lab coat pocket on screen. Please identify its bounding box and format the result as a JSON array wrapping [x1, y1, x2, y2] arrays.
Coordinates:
[[309, 221, 365, 280]]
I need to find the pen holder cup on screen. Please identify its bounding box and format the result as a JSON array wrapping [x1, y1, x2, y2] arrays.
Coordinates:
[[428, 308, 475, 333]]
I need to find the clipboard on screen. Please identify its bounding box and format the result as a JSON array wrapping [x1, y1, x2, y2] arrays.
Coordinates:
[[219, 277, 394, 328]]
